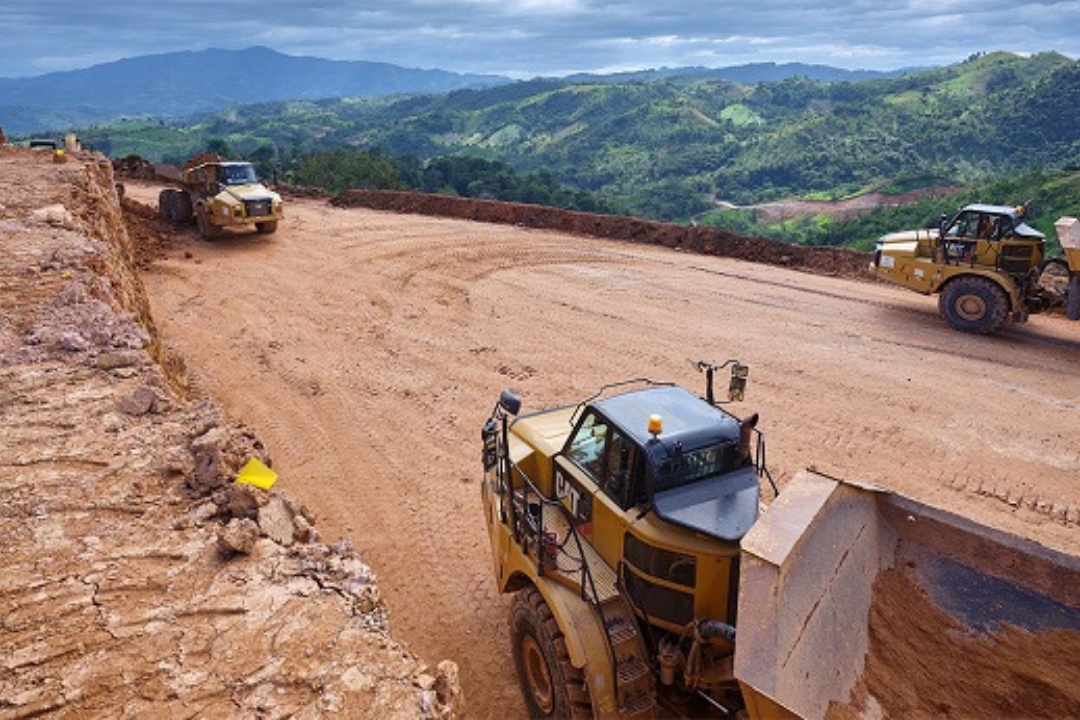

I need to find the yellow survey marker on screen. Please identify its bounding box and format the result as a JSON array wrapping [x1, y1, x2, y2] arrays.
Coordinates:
[[235, 457, 278, 490]]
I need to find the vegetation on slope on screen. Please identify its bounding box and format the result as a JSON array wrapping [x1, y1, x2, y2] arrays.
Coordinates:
[[64, 51, 1080, 246]]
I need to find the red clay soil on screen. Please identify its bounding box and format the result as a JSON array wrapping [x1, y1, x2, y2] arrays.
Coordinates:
[[331, 189, 874, 279], [829, 568, 1080, 718]]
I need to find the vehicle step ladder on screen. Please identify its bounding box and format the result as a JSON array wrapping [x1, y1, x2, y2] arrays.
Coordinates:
[[600, 594, 657, 718]]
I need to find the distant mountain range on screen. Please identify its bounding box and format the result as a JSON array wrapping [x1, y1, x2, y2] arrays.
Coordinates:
[[69, 49, 1080, 227], [564, 62, 915, 85], [0, 47, 509, 135], [1, 46, 922, 135]]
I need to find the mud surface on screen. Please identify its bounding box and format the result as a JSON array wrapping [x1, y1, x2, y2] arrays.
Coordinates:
[[830, 567, 1080, 718], [121, 177, 1080, 716]]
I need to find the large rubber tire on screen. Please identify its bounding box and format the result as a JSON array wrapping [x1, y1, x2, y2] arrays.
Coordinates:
[[255, 220, 278, 234], [938, 276, 1009, 334], [196, 205, 222, 241], [174, 192, 193, 224], [510, 587, 592, 719], [1036, 257, 1072, 307], [158, 189, 174, 221]]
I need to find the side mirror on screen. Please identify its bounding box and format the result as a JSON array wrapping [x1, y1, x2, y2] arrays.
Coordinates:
[[499, 389, 521, 416], [728, 363, 748, 402]]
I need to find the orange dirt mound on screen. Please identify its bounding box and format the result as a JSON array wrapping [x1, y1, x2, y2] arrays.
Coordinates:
[[331, 189, 874, 279]]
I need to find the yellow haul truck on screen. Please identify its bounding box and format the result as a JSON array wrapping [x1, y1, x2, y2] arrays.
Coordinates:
[[871, 203, 1080, 333], [480, 364, 1080, 718], [158, 160, 283, 240]]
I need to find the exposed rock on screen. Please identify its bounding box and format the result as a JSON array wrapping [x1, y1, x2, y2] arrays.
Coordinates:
[[30, 203, 76, 228], [189, 440, 226, 495], [218, 517, 260, 555], [435, 660, 464, 717], [1, 147, 460, 718], [259, 494, 297, 546], [212, 483, 261, 521], [117, 385, 163, 415]]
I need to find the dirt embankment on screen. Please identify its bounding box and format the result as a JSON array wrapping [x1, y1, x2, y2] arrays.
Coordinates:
[[0, 145, 461, 718], [331, 189, 875, 278]]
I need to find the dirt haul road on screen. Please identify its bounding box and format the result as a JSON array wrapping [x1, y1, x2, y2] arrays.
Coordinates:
[[126, 182, 1080, 716]]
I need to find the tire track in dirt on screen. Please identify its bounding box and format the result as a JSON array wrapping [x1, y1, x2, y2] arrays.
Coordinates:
[[126, 183, 1080, 717]]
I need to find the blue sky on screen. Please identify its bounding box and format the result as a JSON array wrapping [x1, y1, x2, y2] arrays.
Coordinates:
[[1, 0, 1078, 78]]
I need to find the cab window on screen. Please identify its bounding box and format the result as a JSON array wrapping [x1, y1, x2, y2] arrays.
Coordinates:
[[567, 412, 646, 511], [945, 211, 977, 239], [601, 428, 637, 510], [567, 412, 608, 480], [946, 211, 1007, 241]]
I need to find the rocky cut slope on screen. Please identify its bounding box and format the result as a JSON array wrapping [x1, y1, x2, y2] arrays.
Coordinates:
[[0, 142, 461, 717]]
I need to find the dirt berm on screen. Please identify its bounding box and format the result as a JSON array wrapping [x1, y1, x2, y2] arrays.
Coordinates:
[[0, 144, 461, 717], [332, 190, 873, 278]]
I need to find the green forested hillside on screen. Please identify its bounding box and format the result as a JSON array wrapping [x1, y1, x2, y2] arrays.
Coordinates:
[[76, 51, 1080, 239]]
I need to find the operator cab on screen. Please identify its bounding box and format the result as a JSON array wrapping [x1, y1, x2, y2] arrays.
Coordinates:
[[561, 384, 760, 542], [941, 203, 1043, 241], [938, 203, 1046, 269]]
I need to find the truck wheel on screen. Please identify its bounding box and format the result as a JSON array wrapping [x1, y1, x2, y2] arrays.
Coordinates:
[[938, 277, 1008, 334], [255, 220, 278, 234], [1037, 258, 1071, 306], [196, 205, 221, 241], [174, 192, 193, 224], [511, 586, 591, 719], [158, 189, 174, 221]]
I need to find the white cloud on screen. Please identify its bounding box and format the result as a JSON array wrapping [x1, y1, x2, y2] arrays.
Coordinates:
[[0, 0, 1076, 78]]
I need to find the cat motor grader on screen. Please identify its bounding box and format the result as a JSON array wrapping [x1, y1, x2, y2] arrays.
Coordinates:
[[871, 203, 1080, 333]]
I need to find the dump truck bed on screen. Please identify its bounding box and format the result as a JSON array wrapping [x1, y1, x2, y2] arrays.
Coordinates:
[[736, 470, 1080, 718]]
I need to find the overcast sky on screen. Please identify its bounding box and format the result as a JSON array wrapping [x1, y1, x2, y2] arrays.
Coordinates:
[[1, 1, 1078, 79]]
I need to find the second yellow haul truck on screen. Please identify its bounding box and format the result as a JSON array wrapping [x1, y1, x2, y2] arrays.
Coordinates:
[[871, 203, 1080, 333]]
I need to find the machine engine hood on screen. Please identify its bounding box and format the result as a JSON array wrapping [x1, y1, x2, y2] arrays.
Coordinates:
[[653, 465, 760, 541]]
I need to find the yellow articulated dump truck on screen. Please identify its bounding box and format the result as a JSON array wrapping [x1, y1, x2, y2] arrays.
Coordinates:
[[480, 363, 1080, 718], [158, 158, 283, 240], [871, 203, 1080, 333]]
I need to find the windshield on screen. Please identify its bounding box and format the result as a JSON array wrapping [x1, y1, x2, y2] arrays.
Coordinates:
[[220, 164, 258, 186], [945, 211, 1010, 241], [652, 442, 740, 494]]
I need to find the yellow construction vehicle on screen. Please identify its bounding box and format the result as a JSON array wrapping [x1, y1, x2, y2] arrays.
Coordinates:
[[871, 203, 1080, 333], [480, 364, 1080, 718], [158, 158, 283, 240], [482, 361, 772, 717]]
